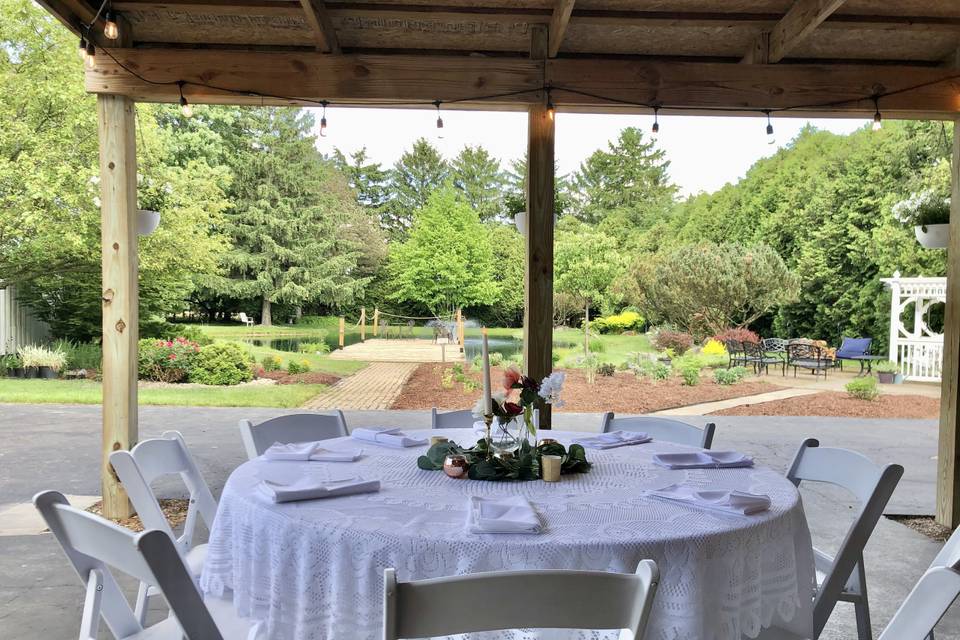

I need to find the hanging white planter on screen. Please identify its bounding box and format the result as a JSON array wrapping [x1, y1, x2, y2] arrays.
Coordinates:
[[137, 209, 161, 236], [914, 224, 949, 249]]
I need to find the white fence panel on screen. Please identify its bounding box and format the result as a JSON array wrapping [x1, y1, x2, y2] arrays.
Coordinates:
[[898, 340, 943, 382], [0, 285, 50, 355]]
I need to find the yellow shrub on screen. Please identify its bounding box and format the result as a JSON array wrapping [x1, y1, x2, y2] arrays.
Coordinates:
[[701, 338, 727, 356]]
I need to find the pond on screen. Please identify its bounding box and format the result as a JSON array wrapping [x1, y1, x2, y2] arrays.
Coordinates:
[[461, 335, 580, 363], [243, 332, 362, 353]]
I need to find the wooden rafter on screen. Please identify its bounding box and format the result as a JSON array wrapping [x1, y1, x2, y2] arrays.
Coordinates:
[[548, 0, 575, 58], [743, 0, 848, 64], [299, 0, 340, 54]]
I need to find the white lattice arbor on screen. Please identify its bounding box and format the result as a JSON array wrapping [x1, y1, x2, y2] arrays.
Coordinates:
[[882, 271, 947, 382]]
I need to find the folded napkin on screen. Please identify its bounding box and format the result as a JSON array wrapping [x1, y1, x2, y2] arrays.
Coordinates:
[[259, 477, 380, 503], [263, 441, 363, 462], [467, 496, 542, 534], [648, 483, 770, 515], [652, 450, 754, 469], [572, 430, 652, 449], [352, 427, 427, 449]]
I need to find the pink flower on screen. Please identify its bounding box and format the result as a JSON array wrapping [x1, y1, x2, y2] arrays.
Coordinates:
[[168, 353, 177, 360], [502, 365, 522, 390]]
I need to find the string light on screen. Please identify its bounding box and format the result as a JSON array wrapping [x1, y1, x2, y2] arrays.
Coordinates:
[[320, 100, 328, 136], [872, 96, 883, 132], [104, 9, 119, 40], [546, 88, 555, 121], [78, 36, 87, 61], [434, 100, 444, 138], [651, 106, 660, 139], [177, 81, 192, 117], [84, 42, 96, 70], [764, 110, 775, 145]]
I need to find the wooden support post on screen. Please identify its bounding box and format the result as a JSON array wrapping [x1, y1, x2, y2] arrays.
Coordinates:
[[339, 316, 345, 349], [360, 307, 366, 342], [524, 24, 555, 429], [938, 119, 960, 528], [373, 307, 379, 337], [97, 94, 139, 519], [457, 308, 465, 352]]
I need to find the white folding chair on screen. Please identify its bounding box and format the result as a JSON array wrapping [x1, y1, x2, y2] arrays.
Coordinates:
[[877, 523, 960, 640], [238, 411, 348, 459], [382, 561, 659, 640], [109, 431, 218, 624], [33, 491, 262, 640], [601, 413, 716, 449], [787, 438, 904, 640], [431, 408, 476, 429]]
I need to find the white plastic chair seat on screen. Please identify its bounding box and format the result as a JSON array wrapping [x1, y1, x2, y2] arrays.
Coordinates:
[[120, 595, 258, 640]]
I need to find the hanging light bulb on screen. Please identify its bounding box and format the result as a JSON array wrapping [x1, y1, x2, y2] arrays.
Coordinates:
[[78, 36, 88, 61], [765, 110, 775, 145], [651, 106, 660, 139], [104, 9, 119, 40], [84, 42, 96, 70], [320, 100, 328, 137], [433, 100, 444, 138], [545, 88, 555, 122], [177, 82, 192, 118], [872, 97, 883, 132]]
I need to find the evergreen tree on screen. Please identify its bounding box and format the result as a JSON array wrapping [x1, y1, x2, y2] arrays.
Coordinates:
[[384, 138, 449, 237], [332, 147, 389, 210], [450, 145, 505, 220], [503, 156, 572, 220]]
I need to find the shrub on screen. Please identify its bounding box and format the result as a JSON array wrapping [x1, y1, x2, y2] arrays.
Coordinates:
[[190, 343, 254, 385], [714, 366, 748, 385], [680, 364, 701, 386], [712, 327, 760, 345], [592, 310, 644, 334], [846, 377, 880, 401], [472, 352, 505, 369], [59, 341, 102, 371], [652, 329, 693, 355], [588, 338, 605, 353], [286, 359, 312, 375], [650, 362, 671, 381], [261, 355, 283, 372], [138, 337, 200, 383], [171, 325, 214, 346], [0, 354, 20, 375], [298, 341, 330, 355], [597, 363, 617, 377], [701, 338, 727, 357], [440, 367, 454, 389]]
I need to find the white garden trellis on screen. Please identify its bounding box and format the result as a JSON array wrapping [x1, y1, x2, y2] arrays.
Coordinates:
[[881, 271, 946, 382]]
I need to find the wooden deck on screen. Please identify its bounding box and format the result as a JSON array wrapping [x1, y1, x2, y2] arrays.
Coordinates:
[[328, 338, 464, 363]]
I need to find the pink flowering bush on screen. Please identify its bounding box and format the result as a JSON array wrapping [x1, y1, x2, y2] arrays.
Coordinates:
[[138, 337, 201, 383]]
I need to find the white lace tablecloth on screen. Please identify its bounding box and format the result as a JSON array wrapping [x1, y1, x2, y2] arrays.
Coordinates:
[[201, 429, 814, 640]]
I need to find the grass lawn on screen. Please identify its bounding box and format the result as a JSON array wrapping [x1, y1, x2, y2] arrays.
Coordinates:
[[462, 325, 657, 367], [0, 379, 325, 408]]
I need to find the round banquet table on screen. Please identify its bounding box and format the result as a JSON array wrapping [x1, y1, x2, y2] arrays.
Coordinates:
[[201, 429, 815, 640]]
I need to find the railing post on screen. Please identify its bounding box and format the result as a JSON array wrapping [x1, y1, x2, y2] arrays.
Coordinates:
[[373, 307, 379, 337], [888, 272, 900, 369], [339, 316, 345, 349], [360, 307, 366, 342]]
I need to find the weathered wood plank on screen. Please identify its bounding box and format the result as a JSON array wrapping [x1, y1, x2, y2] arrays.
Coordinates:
[[300, 0, 341, 52], [768, 0, 848, 63], [938, 117, 960, 528], [97, 94, 139, 519], [548, 0, 575, 57], [84, 49, 960, 117]]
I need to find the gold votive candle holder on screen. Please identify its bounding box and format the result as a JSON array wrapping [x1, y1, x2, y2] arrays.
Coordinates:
[[538, 438, 558, 447], [541, 454, 562, 482], [430, 436, 449, 446]]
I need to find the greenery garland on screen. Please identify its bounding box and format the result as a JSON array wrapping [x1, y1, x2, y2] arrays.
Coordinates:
[[417, 438, 591, 481]]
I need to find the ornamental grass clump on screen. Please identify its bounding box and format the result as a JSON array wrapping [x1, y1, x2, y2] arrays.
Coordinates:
[[846, 376, 880, 401]]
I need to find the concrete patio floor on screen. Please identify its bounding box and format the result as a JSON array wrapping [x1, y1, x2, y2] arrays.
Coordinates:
[[0, 404, 956, 639]]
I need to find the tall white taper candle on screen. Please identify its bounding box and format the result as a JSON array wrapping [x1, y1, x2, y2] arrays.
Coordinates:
[[481, 327, 492, 415]]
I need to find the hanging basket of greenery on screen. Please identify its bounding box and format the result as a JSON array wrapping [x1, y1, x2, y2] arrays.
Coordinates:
[[893, 190, 950, 249]]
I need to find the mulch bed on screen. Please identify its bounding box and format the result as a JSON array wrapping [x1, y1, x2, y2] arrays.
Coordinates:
[[258, 370, 341, 386], [886, 515, 954, 542], [87, 498, 189, 532], [710, 391, 939, 419], [390, 364, 774, 414]]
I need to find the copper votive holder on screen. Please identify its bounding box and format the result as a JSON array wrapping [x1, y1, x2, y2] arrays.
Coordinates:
[[538, 438, 558, 447], [443, 454, 469, 478]]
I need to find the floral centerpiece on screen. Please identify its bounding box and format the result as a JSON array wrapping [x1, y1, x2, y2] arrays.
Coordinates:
[[473, 365, 566, 455]]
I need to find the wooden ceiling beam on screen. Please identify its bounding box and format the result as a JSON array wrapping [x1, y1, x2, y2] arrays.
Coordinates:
[[548, 0, 575, 58], [84, 48, 960, 117], [743, 0, 847, 64], [299, 0, 341, 53]]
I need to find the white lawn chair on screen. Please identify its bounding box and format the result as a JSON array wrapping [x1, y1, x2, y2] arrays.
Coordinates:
[[109, 431, 218, 625], [237, 312, 255, 327], [787, 438, 904, 640], [431, 408, 476, 429], [877, 523, 960, 640], [382, 560, 659, 640], [239, 411, 348, 459], [33, 491, 262, 640], [601, 413, 716, 449]]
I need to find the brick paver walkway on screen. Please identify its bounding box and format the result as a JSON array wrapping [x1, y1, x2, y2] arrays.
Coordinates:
[[302, 362, 419, 410]]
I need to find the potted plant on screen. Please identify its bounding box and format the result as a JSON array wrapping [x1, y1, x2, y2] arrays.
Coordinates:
[[874, 360, 899, 384], [38, 347, 67, 379], [0, 354, 19, 378], [893, 189, 951, 249], [17, 345, 43, 378]]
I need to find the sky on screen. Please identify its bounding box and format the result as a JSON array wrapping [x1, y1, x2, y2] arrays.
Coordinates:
[[309, 107, 868, 197]]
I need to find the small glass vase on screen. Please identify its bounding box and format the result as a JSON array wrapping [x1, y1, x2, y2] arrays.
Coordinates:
[[490, 415, 530, 456]]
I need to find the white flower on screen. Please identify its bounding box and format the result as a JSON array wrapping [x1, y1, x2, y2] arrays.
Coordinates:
[[472, 391, 507, 417], [538, 371, 566, 407]]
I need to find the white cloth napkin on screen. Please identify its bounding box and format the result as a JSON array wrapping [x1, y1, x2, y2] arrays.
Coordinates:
[[648, 484, 771, 515], [652, 450, 754, 469], [572, 430, 652, 449], [467, 496, 542, 534], [351, 427, 427, 449], [258, 477, 380, 503], [263, 441, 363, 462]]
